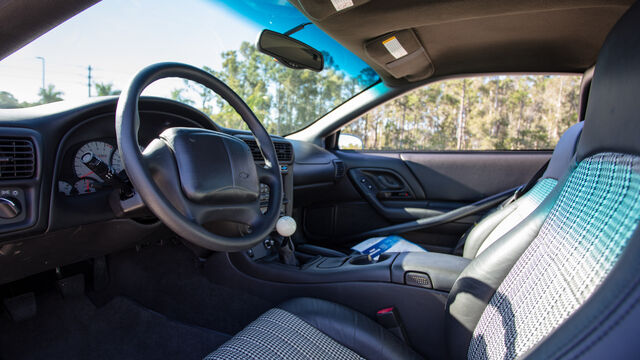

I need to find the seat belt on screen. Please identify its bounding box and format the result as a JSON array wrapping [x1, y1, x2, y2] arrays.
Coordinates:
[[507, 158, 551, 204], [452, 158, 550, 255]]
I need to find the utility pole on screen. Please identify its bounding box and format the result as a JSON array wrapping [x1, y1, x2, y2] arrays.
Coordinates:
[[36, 57, 45, 90], [87, 65, 92, 97]]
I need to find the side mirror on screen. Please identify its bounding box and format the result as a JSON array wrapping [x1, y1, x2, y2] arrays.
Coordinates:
[[338, 133, 364, 150], [257, 30, 324, 72]]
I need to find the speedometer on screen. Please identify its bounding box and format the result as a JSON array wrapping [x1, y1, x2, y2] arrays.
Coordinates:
[[110, 150, 124, 174], [74, 141, 118, 181]]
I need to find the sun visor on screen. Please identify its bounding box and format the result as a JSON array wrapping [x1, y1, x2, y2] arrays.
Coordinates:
[[365, 30, 434, 81], [296, 0, 370, 21]]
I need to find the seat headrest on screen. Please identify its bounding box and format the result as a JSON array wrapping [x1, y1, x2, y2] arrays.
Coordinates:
[[577, 1, 640, 161]]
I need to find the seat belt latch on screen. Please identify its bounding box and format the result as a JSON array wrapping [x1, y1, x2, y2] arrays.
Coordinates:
[[376, 306, 409, 343]]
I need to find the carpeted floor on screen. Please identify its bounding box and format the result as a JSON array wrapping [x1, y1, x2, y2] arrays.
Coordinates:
[[96, 241, 274, 335], [0, 241, 277, 360], [0, 293, 231, 360]]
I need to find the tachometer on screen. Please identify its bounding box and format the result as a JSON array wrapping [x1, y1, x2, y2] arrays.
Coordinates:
[[74, 141, 117, 181]]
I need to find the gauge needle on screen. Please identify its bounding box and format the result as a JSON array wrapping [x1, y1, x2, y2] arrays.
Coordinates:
[[81, 171, 94, 178], [86, 181, 90, 192]]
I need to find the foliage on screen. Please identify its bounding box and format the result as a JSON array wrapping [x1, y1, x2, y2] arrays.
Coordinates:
[[0, 91, 21, 109], [38, 84, 64, 104], [0, 85, 67, 108], [171, 42, 369, 135], [95, 82, 121, 96], [344, 75, 580, 151], [1, 42, 579, 152]]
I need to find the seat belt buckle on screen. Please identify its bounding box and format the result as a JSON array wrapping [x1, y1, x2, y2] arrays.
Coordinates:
[[376, 306, 409, 343]]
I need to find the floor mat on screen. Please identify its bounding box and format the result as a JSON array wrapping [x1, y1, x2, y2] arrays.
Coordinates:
[[98, 242, 273, 335], [0, 294, 230, 360]]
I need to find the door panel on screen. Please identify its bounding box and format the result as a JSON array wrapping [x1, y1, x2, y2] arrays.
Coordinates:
[[400, 151, 550, 202], [298, 150, 551, 252]]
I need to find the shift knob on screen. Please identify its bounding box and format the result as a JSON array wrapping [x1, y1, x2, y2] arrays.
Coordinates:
[[276, 216, 297, 237]]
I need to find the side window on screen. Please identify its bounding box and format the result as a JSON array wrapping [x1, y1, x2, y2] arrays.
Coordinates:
[[341, 75, 581, 151]]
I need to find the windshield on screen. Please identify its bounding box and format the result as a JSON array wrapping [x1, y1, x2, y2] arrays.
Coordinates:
[[0, 0, 379, 136]]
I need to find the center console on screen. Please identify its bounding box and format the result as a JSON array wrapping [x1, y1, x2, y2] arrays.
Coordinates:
[[235, 135, 469, 292], [233, 249, 469, 292]]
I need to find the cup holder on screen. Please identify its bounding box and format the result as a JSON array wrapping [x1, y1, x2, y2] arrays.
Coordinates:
[[349, 253, 393, 265]]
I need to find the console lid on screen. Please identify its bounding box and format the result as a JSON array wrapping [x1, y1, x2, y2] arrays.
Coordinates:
[[391, 252, 470, 292]]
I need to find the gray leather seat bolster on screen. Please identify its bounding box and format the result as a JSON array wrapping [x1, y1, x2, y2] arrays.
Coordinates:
[[463, 122, 583, 260], [463, 204, 518, 259], [278, 297, 423, 360], [444, 171, 570, 360], [542, 121, 583, 180]]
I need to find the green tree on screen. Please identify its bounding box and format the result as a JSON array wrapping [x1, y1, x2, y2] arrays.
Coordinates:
[[38, 84, 64, 104], [95, 82, 121, 96], [0, 91, 21, 109], [345, 75, 580, 151], [170, 88, 194, 106]]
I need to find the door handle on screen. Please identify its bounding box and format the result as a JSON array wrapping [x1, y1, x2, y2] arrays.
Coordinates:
[[377, 175, 402, 189]]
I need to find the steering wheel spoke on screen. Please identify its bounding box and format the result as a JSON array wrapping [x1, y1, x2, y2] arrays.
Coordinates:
[[188, 201, 261, 226]]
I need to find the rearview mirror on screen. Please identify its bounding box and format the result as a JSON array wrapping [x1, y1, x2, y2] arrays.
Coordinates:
[[257, 30, 324, 72]]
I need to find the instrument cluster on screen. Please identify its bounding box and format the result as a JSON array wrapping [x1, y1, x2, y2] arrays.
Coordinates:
[[58, 139, 125, 196]]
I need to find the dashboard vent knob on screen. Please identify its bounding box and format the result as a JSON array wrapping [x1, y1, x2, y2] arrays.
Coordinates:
[[0, 197, 20, 219], [0, 138, 36, 180]]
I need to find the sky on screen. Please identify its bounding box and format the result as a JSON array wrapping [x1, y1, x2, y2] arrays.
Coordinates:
[[0, 0, 263, 103], [0, 0, 375, 105]]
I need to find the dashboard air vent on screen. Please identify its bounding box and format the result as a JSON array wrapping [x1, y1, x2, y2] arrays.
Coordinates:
[[0, 138, 36, 180], [333, 160, 345, 179], [242, 139, 293, 164]]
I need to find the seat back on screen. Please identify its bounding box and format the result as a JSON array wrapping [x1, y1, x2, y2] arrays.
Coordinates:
[[463, 122, 583, 259], [446, 2, 640, 359]]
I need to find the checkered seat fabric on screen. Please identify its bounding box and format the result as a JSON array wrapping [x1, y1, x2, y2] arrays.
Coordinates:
[[205, 308, 364, 360], [468, 152, 640, 360]]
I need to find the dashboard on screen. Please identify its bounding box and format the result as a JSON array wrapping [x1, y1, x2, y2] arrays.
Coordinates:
[[0, 96, 340, 284]]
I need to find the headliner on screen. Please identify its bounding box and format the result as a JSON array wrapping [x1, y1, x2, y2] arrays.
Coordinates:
[[289, 0, 635, 86], [0, 0, 634, 87]]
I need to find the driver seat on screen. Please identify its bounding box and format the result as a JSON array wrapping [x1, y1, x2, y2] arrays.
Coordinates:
[[206, 3, 640, 359]]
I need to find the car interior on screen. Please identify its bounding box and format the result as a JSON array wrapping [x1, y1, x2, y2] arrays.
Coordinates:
[[1, 0, 640, 359]]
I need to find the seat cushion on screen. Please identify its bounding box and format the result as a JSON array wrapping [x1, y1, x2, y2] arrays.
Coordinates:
[[205, 297, 422, 360]]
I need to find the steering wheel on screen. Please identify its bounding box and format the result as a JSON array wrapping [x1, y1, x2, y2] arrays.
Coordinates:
[[115, 62, 283, 252]]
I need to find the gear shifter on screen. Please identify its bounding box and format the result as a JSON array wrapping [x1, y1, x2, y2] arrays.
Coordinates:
[[276, 216, 297, 237], [276, 216, 299, 266]]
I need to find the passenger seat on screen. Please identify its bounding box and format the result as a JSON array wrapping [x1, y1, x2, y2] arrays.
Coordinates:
[[460, 121, 583, 258]]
